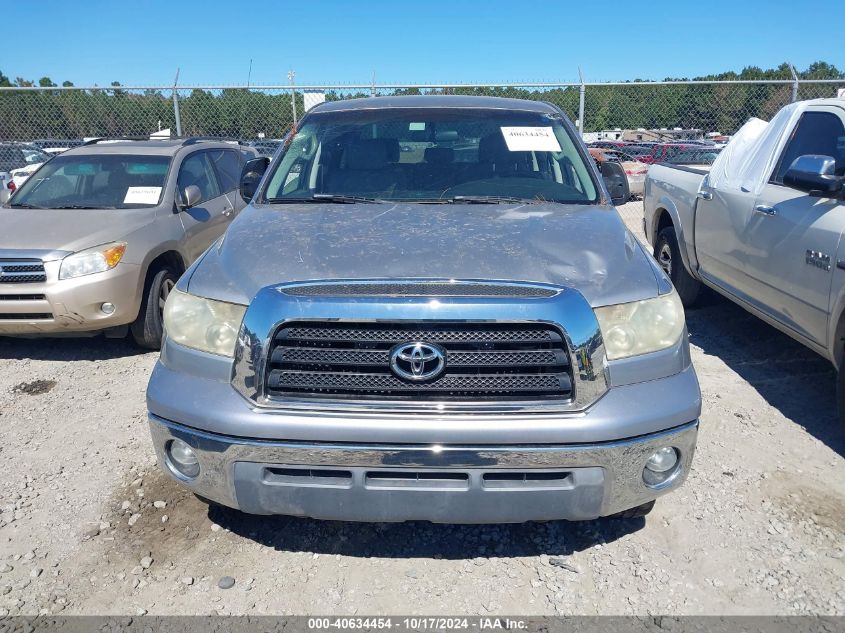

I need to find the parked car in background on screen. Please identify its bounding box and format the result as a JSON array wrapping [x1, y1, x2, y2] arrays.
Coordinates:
[[147, 95, 700, 523], [0, 138, 257, 348], [644, 98, 845, 425], [665, 147, 722, 168], [0, 143, 52, 189], [588, 140, 628, 150], [29, 138, 85, 154], [588, 147, 647, 197], [248, 139, 284, 158], [0, 171, 12, 203], [638, 143, 697, 165]]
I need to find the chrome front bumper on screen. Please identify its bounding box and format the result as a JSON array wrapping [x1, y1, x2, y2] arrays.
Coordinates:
[[149, 415, 698, 523]]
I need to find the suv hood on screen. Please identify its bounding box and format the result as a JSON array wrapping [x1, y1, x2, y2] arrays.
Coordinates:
[[188, 202, 660, 307], [0, 208, 155, 257]]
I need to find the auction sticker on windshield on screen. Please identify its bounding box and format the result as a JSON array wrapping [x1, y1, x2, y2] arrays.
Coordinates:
[[123, 186, 162, 204], [500, 126, 562, 152]]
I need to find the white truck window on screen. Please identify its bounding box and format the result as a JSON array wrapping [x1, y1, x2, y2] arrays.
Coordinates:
[[772, 111, 845, 184]]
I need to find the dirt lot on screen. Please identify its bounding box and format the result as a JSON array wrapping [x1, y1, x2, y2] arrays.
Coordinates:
[[0, 200, 843, 616]]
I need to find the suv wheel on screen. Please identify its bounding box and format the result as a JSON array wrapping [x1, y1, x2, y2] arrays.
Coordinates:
[[655, 226, 700, 307], [131, 267, 178, 350]]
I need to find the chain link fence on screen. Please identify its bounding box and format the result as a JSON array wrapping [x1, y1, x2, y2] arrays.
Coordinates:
[[0, 80, 842, 143]]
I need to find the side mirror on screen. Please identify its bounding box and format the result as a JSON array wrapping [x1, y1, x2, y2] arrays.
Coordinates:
[[240, 156, 270, 202], [181, 184, 202, 209], [599, 160, 630, 206], [783, 154, 845, 197]]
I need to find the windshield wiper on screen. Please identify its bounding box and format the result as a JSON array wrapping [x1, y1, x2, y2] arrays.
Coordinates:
[[50, 205, 109, 210], [444, 195, 538, 204], [7, 203, 44, 209], [264, 194, 384, 204]]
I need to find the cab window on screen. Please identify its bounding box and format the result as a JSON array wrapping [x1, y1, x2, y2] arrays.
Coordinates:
[[773, 111, 845, 184]]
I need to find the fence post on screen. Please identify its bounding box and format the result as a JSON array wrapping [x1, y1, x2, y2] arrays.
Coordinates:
[[789, 64, 799, 102], [578, 68, 586, 137], [172, 68, 182, 137], [288, 71, 298, 126]]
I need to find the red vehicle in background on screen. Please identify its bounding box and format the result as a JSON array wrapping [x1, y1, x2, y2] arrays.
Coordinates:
[[637, 143, 698, 164]]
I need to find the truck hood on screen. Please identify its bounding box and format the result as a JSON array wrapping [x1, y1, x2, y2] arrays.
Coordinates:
[[188, 202, 660, 307], [0, 208, 155, 258]]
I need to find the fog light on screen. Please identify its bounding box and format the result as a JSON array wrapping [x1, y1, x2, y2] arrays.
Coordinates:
[[101, 302, 115, 315], [165, 439, 200, 479], [643, 447, 680, 487]]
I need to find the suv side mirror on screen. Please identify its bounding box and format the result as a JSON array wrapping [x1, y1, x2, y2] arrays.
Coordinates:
[[783, 154, 845, 197], [240, 156, 270, 202], [181, 184, 202, 209], [598, 160, 630, 206]]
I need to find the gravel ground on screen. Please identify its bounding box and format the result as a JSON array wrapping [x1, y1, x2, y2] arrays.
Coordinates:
[[0, 200, 843, 616]]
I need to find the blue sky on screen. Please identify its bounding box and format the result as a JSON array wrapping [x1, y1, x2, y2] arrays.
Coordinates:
[[5, 0, 843, 86]]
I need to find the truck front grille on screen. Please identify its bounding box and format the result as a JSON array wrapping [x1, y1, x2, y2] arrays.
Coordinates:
[[265, 321, 572, 401], [0, 260, 47, 284]]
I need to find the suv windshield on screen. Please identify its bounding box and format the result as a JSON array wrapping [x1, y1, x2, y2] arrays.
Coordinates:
[[9, 154, 171, 209], [263, 107, 598, 203], [21, 147, 51, 165]]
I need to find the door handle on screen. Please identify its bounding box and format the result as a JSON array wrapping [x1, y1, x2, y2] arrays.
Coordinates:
[[697, 190, 712, 200], [754, 204, 777, 216]]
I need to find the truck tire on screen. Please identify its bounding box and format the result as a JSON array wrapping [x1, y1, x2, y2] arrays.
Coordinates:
[[131, 267, 178, 350], [607, 500, 655, 519], [655, 226, 700, 307]]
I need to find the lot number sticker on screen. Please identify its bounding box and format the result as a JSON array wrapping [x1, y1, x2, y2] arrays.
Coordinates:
[[123, 186, 162, 204], [500, 127, 562, 152]]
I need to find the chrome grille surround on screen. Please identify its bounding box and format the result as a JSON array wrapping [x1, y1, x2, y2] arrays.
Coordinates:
[[231, 278, 609, 414], [266, 321, 572, 400]]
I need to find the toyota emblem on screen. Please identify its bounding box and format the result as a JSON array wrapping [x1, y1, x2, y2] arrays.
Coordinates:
[[389, 342, 446, 382]]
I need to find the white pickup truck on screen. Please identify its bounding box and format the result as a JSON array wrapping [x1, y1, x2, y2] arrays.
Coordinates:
[[644, 98, 845, 425]]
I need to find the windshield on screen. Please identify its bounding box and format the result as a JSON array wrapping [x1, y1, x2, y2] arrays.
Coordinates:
[[668, 149, 722, 165], [9, 154, 171, 209], [620, 145, 651, 156], [263, 107, 598, 204], [21, 148, 51, 165]]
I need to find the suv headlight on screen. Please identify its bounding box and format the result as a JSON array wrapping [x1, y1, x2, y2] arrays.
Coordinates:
[[594, 289, 685, 360], [59, 242, 127, 280], [163, 289, 246, 357]]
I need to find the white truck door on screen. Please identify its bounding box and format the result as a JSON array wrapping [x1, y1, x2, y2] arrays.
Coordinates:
[[741, 106, 845, 346], [693, 185, 757, 297]]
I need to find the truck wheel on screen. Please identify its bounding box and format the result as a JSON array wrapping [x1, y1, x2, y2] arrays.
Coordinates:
[[607, 500, 655, 519], [656, 226, 700, 307], [131, 267, 178, 350]]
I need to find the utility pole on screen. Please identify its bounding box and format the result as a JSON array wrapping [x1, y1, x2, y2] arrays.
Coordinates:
[[288, 70, 297, 126], [247, 59, 253, 88]]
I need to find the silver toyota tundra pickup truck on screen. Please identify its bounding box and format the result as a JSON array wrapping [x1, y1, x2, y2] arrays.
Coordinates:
[[146, 96, 701, 523]]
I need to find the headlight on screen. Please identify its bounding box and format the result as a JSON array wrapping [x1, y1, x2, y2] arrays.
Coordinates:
[[163, 289, 246, 357], [594, 289, 685, 360], [59, 242, 127, 280]]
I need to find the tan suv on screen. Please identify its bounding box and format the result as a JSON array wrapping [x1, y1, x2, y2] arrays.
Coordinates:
[[0, 138, 256, 348]]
